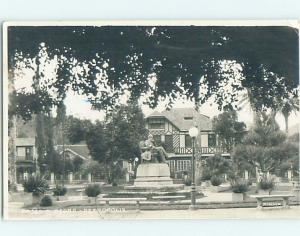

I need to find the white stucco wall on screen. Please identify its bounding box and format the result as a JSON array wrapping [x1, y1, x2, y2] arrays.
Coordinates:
[[201, 134, 208, 147]]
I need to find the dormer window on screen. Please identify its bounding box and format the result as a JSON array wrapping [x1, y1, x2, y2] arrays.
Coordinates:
[[148, 118, 164, 129], [184, 117, 193, 120]]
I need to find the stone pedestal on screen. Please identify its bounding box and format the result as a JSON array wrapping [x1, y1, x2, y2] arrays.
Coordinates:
[[125, 163, 184, 191]]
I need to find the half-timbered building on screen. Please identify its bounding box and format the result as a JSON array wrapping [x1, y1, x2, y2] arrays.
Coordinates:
[[146, 108, 229, 176]]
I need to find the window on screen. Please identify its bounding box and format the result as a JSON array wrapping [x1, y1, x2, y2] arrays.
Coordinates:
[[184, 117, 193, 120], [208, 134, 216, 147], [164, 135, 173, 152], [185, 135, 192, 148], [25, 147, 33, 160], [17, 147, 25, 157], [148, 118, 164, 129]]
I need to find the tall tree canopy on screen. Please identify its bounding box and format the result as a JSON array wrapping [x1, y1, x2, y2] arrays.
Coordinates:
[[232, 112, 298, 175], [105, 101, 148, 162], [7, 26, 299, 119], [212, 110, 247, 152]]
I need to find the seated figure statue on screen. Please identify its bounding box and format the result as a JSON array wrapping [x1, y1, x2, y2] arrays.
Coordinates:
[[139, 134, 168, 163]]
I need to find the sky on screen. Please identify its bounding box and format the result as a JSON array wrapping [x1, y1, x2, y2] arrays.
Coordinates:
[[63, 90, 299, 132], [12, 45, 299, 132]]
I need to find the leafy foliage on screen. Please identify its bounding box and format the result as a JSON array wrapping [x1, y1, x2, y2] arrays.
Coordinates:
[[85, 184, 101, 197], [53, 185, 67, 196], [212, 110, 246, 151], [210, 175, 223, 186], [8, 26, 299, 120], [80, 160, 105, 176], [184, 178, 192, 186], [23, 175, 49, 196], [258, 176, 275, 191], [232, 113, 295, 174], [277, 96, 299, 133], [105, 101, 148, 162], [65, 116, 93, 144], [108, 162, 126, 185], [231, 179, 249, 193], [73, 156, 84, 172], [202, 154, 232, 177], [40, 195, 53, 207], [85, 121, 108, 163]]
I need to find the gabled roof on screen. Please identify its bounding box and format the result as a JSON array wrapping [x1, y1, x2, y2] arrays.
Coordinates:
[[16, 138, 35, 146], [147, 108, 212, 131], [56, 143, 90, 160]]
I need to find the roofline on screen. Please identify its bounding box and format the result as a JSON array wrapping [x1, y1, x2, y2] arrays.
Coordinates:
[[146, 114, 212, 132], [146, 115, 181, 131], [58, 148, 88, 160]]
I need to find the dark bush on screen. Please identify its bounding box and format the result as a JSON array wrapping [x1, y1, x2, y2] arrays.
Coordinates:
[[85, 184, 101, 197], [23, 175, 49, 196], [53, 185, 67, 196], [184, 178, 192, 186], [112, 182, 118, 187], [231, 179, 249, 193], [258, 176, 275, 191], [201, 169, 212, 181], [210, 176, 222, 186], [40, 195, 53, 207]]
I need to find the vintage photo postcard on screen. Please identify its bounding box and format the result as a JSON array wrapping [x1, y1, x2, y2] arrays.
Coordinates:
[[2, 20, 300, 220]]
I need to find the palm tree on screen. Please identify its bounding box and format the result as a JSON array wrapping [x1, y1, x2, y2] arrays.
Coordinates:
[[278, 97, 299, 134]]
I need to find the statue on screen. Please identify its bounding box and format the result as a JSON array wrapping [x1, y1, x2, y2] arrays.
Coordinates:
[[139, 134, 169, 163]]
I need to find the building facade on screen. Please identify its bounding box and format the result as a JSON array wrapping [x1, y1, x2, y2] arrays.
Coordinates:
[[15, 138, 37, 183], [146, 108, 229, 176]]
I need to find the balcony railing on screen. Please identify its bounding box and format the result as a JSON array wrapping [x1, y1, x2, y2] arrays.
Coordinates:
[[173, 147, 228, 155], [16, 156, 34, 162]]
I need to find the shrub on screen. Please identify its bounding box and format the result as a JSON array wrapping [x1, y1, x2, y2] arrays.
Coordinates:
[[53, 185, 67, 196], [40, 195, 53, 207], [85, 184, 101, 197], [210, 176, 222, 186], [184, 178, 192, 186], [201, 169, 212, 181], [258, 176, 275, 191], [231, 179, 249, 193], [112, 182, 118, 187], [23, 175, 49, 196]]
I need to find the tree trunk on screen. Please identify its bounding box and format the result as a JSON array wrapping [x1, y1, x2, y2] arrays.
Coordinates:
[[284, 114, 289, 134], [10, 116, 17, 185]]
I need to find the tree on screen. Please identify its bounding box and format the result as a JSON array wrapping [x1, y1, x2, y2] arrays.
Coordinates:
[[65, 116, 93, 144], [80, 159, 106, 179], [105, 101, 148, 163], [232, 113, 297, 178], [54, 102, 66, 145], [277, 96, 299, 133], [73, 156, 84, 173], [212, 110, 246, 152], [201, 154, 232, 180], [85, 121, 108, 163], [8, 26, 299, 120]]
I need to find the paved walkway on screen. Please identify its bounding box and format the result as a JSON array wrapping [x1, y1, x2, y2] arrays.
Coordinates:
[[5, 202, 300, 220]]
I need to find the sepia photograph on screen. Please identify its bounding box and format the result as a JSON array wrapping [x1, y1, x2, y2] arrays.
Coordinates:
[[2, 21, 300, 219]]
